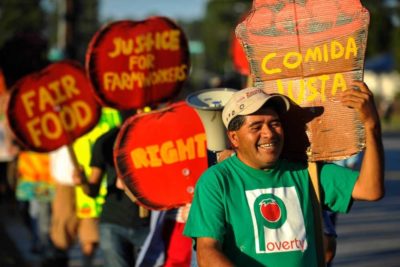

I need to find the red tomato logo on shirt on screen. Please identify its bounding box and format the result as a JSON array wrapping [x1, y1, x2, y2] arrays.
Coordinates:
[[255, 194, 287, 229], [260, 198, 281, 222]]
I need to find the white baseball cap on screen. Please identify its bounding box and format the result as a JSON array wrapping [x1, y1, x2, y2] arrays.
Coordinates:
[[222, 87, 290, 128]]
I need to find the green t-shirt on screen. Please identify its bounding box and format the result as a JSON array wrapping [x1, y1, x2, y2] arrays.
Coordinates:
[[184, 155, 358, 267]]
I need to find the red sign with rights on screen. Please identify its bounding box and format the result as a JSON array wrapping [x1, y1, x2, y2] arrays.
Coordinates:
[[114, 101, 207, 210]]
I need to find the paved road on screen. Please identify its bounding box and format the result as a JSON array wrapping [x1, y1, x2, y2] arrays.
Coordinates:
[[332, 132, 400, 267], [0, 200, 104, 267]]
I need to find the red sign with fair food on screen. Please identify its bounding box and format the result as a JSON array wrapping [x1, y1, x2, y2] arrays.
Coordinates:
[[86, 16, 190, 110], [7, 61, 101, 152], [114, 101, 208, 210], [236, 0, 369, 161]]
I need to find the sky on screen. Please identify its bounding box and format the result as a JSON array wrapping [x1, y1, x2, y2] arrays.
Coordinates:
[[99, 0, 208, 22]]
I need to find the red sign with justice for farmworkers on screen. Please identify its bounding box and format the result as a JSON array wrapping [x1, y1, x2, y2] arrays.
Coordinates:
[[236, 0, 369, 161], [86, 16, 190, 110], [114, 102, 208, 210], [7, 61, 101, 152]]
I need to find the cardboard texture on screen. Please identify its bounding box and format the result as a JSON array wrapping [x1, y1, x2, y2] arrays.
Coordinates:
[[235, 0, 369, 161]]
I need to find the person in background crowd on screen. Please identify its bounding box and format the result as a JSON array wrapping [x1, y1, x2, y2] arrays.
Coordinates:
[[74, 111, 150, 267], [0, 71, 15, 203], [15, 151, 54, 255], [45, 146, 99, 267], [0, 31, 49, 204], [135, 207, 193, 267], [0, 31, 54, 261], [161, 207, 193, 267]]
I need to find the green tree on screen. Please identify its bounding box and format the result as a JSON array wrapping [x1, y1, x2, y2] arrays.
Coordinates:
[[45, 0, 100, 62], [362, 1, 393, 57], [202, 0, 251, 74], [0, 0, 46, 47]]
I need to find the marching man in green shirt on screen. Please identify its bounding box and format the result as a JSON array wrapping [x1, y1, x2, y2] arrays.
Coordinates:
[[184, 82, 384, 267]]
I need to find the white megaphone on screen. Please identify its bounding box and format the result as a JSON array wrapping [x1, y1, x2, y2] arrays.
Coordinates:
[[186, 88, 238, 152]]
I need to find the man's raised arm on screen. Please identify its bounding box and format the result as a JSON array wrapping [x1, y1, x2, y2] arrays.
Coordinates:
[[341, 81, 385, 201]]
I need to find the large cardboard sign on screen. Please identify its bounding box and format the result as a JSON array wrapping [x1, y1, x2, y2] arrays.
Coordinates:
[[236, 0, 369, 161], [7, 60, 101, 152], [86, 16, 190, 109], [114, 101, 208, 210]]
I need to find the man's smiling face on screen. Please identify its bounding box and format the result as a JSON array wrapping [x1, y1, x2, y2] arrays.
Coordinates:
[[228, 107, 284, 170]]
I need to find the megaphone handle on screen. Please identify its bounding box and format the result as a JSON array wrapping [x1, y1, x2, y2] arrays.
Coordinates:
[[67, 144, 79, 170], [208, 149, 234, 167], [207, 150, 218, 167], [67, 144, 88, 184], [246, 75, 253, 87]]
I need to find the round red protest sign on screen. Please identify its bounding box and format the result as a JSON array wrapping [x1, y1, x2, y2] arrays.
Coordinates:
[[7, 60, 101, 152], [114, 101, 208, 210], [86, 17, 190, 110]]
